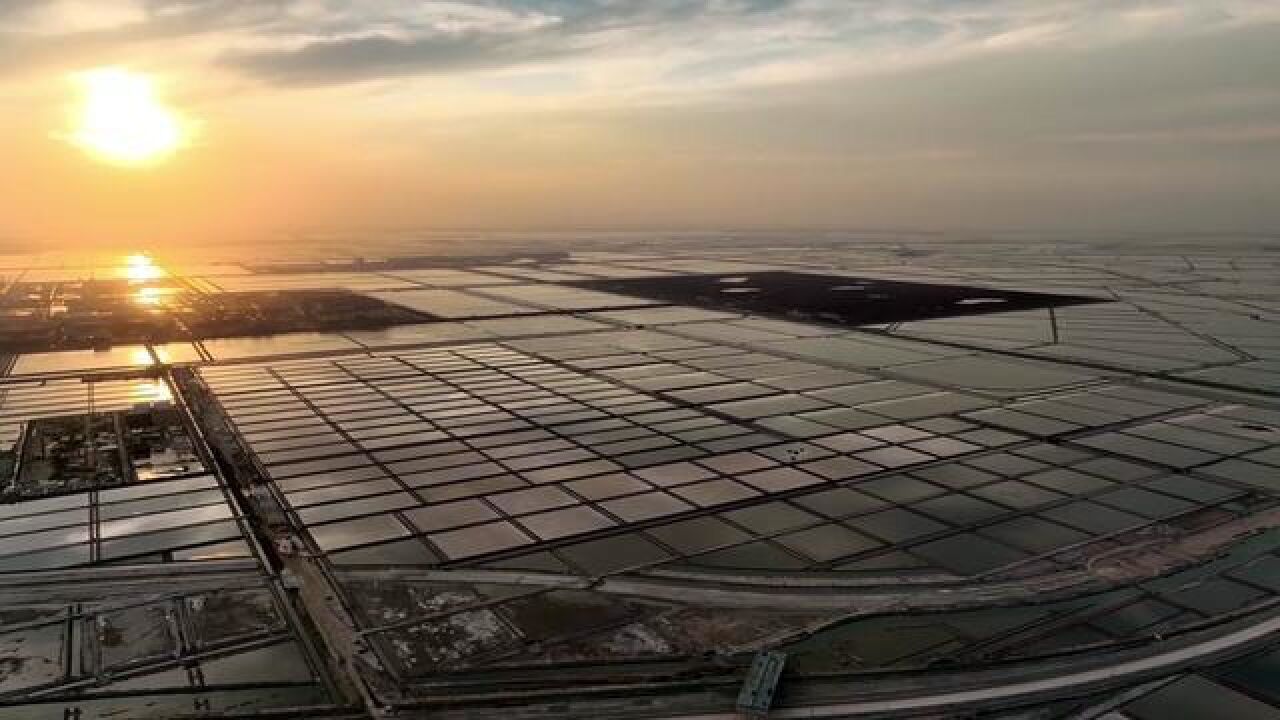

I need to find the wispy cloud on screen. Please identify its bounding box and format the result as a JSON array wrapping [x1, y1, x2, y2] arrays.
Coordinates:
[[1, 1, 1278, 242], [1058, 124, 1280, 146], [4, 0, 1278, 93]]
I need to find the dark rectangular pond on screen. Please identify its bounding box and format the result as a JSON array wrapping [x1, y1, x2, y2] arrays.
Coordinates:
[[565, 271, 1105, 326]]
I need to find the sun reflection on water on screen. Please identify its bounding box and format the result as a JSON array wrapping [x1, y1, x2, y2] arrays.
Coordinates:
[[124, 253, 164, 281], [128, 377, 172, 404], [127, 347, 157, 368], [132, 286, 181, 308]]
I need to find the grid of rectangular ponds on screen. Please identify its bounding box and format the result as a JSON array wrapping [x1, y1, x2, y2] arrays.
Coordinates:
[[0, 585, 327, 709], [305, 521, 1280, 680], [5, 245, 1280, 717], [196, 336, 1280, 581], [0, 381, 342, 717], [0, 378, 253, 571]]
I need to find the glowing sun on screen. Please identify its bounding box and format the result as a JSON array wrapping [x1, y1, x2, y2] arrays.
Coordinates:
[[69, 68, 187, 165]]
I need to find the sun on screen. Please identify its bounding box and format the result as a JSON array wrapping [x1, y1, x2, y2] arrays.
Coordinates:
[[69, 67, 187, 165]]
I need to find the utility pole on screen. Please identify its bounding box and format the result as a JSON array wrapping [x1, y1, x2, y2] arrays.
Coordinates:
[[86, 381, 96, 472]]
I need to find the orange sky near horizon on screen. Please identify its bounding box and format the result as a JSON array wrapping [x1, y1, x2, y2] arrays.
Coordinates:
[[1, 1, 1278, 249]]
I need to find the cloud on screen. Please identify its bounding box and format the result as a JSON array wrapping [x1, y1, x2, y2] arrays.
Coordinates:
[[1057, 124, 1280, 146], [2, 2, 1279, 241], [2, 0, 1278, 93], [0, 0, 146, 34], [204, 0, 1280, 93], [223, 31, 566, 85], [216, 1, 781, 85]]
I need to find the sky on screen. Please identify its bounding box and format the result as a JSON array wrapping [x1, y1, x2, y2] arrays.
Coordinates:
[[1, 0, 1278, 246]]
